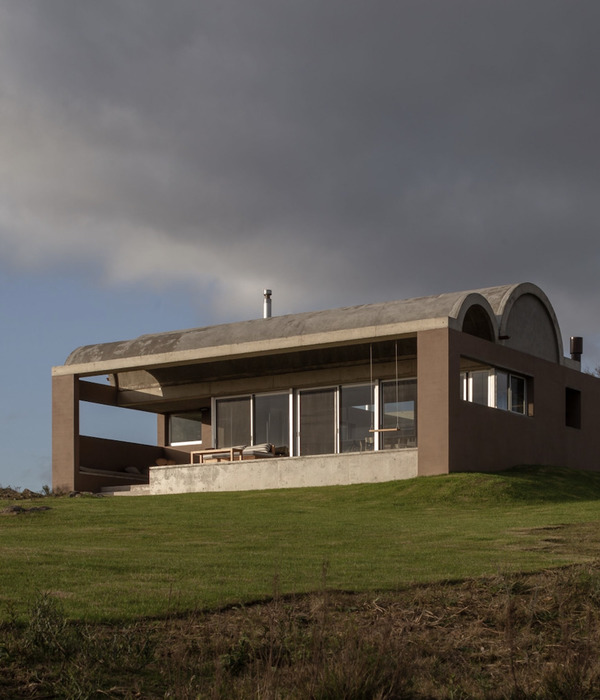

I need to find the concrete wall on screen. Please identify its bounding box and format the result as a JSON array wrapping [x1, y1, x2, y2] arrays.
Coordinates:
[[144, 449, 418, 495], [502, 292, 561, 363]]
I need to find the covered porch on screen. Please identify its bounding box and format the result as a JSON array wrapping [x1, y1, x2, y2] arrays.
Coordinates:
[[52, 332, 434, 493]]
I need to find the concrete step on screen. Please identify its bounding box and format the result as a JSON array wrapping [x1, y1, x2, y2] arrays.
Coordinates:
[[101, 484, 132, 493], [101, 483, 152, 496]]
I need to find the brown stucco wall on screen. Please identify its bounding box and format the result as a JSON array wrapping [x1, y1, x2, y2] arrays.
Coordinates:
[[52, 374, 80, 492], [79, 379, 118, 406], [77, 436, 190, 491], [201, 410, 213, 447], [79, 435, 166, 471], [416, 329, 451, 476], [448, 329, 600, 473], [157, 414, 167, 446]]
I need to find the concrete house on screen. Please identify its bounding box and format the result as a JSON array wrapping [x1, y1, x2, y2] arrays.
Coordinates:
[[52, 283, 600, 495]]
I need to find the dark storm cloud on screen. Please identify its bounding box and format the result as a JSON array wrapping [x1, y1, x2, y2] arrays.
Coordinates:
[[1, 1, 599, 355]]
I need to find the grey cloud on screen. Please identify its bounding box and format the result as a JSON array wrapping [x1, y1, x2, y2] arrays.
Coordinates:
[[1, 1, 599, 356]]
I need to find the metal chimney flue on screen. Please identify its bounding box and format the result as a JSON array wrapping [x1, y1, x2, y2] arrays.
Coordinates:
[[263, 289, 272, 319], [570, 336, 583, 363]]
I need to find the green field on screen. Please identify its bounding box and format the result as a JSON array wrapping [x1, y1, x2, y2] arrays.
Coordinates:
[[2, 465, 600, 623]]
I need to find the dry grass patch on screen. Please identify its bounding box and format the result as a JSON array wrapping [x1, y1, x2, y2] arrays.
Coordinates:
[[3, 562, 600, 698]]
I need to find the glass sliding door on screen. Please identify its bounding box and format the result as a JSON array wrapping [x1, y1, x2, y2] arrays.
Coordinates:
[[254, 393, 289, 449], [340, 384, 374, 452], [298, 388, 336, 455], [215, 396, 251, 447], [380, 379, 417, 449]]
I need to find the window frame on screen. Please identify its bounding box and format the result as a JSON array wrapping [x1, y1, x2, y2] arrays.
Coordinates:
[[339, 382, 377, 453], [379, 377, 417, 449], [212, 377, 417, 458], [253, 391, 291, 449], [296, 386, 338, 456], [214, 394, 252, 448]]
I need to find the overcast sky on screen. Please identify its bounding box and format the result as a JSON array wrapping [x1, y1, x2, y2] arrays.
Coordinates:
[[1, 1, 599, 489]]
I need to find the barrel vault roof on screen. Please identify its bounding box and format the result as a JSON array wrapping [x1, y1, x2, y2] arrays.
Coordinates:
[[56, 283, 557, 375]]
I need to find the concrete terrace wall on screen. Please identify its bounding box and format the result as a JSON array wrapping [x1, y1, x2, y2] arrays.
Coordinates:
[[144, 449, 418, 495]]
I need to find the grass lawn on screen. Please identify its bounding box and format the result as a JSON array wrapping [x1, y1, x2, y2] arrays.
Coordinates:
[[2, 465, 600, 622]]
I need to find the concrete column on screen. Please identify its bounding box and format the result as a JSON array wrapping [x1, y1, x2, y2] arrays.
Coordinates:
[[52, 374, 80, 492], [417, 329, 450, 476]]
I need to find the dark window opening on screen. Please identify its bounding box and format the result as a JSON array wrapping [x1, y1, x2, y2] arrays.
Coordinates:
[[565, 388, 581, 429], [462, 305, 495, 341], [169, 411, 204, 445]]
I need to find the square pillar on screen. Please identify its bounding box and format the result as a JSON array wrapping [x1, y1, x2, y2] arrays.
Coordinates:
[[417, 329, 451, 476], [157, 414, 168, 446], [52, 374, 80, 492]]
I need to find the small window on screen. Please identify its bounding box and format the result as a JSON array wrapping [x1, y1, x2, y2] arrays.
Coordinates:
[[496, 371, 508, 410], [169, 411, 204, 446], [460, 366, 493, 407], [471, 370, 491, 406], [509, 375, 526, 415], [565, 388, 581, 429]]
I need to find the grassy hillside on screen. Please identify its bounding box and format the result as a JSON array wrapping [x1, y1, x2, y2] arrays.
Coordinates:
[[2, 465, 600, 623]]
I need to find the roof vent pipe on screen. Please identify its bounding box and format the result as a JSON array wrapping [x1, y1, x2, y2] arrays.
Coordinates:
[[570, 336, 583, 363], [263, 289, 272, 319]]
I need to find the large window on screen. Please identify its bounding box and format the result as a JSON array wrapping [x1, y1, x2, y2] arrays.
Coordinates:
[[380, 379, 417, 449], [213, 379, 418, 457], [254, 393, 289, 446], [340, 384, 375, 452], [213, 393, 291, 451], [460, 360, 529, 416], [216, 396, 251, 447], [297, 380, 416, 455], [298, 388, 336, 455]]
